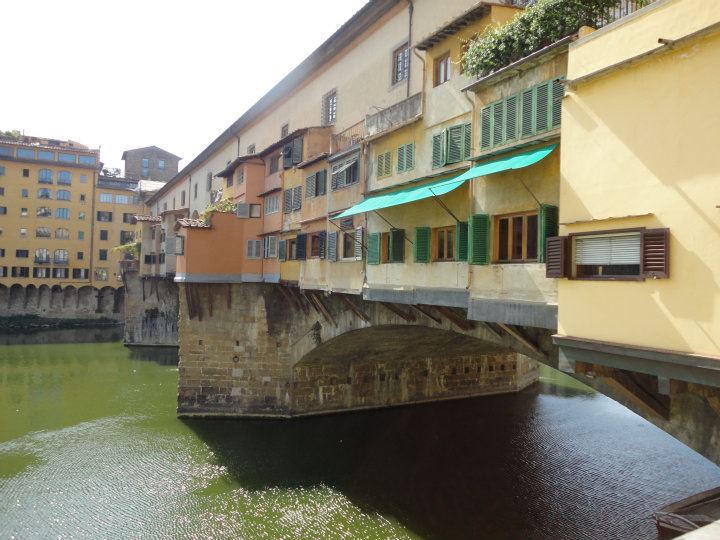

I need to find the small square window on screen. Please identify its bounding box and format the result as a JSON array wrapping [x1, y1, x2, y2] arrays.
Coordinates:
[[99, 249, 108, 261], [77, 252, 84, 260], [281, 123, 289, 138], [22, 169, 29, 178], [100, 230, 108, 241], [158, 159, 165, 170], [434, 53, 451, 86], [21, 189, 28, 198], [392, 44, 410, 85]]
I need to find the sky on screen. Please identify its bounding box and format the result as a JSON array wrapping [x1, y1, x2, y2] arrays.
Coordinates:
[[2, 0, 369, 173]]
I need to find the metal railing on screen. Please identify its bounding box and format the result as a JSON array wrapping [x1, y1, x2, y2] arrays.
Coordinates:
[[331, 120, 365, 154], [598, 0, 652, 27]]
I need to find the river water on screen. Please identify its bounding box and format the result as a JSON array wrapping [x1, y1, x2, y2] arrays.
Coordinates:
[[1, 333, 719, 540]]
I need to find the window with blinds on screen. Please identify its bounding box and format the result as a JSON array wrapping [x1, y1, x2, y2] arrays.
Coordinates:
[[575, 232, 641, 278]]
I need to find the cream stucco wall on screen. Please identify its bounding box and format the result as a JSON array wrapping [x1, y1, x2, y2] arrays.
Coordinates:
[[558, 0, 720, 356]]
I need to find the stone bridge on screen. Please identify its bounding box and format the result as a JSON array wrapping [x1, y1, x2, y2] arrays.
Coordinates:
[[176, 282, 545, 418], [0, 283, 124, 319]]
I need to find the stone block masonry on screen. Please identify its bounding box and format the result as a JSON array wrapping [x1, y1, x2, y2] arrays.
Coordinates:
[[177, 282, 538, 418], [123, 272, 179, 347]]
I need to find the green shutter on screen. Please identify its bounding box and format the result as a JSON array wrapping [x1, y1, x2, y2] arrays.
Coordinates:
[[405, 143, 414, 170], [463, 123, 472, 160], [377, 153, 385, 177], [538, 204, 559, 263], [278, 239, 286, 261], [480, 106, 492, 150], [447, 125, 464, 164], [384, 151, 392, 177], [456, 222, 468, 262], [535, 81, 550, 133], [414, 227, 431, 263], [505, 94, 518, 141], [521, 88, 534, 138], [432, 132, 445, 168], [306, 173, 316, 198], [368, 232, 381, 265], [397, 145, 406, 172], [389, 229, 405, 263], [551, 78, 564, 128], [492, 102, 504, 148], [469, 214, 490, 265]]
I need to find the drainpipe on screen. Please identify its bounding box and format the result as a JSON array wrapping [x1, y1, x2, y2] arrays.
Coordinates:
[[412, 38, 426, 117], [407, 0, 414, 99]]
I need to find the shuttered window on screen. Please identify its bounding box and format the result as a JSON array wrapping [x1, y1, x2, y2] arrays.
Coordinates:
[[263, 236, 278, 258], [295, 234, 307, 260], [389, 229, 405, 263], [545, 236, 569, 278], [306, 173, 317, 198], [283, 189, 292, 214], [367, 232, 381, 265], [431, 132, 445, 168], [278, 239, 287, 261], [377, 151, 392, 178], [537, 204, 558, 263], [397, 143, 415, 173], [327, 231, 338, 262], [481, 77, 564, 152], [354, 227, 363, 260], [414, 227, 431, 263], [456, 222, 468, 262], [446, 123, 472, 164], [575, 233, 641, 278], [469, 214, 490, 265], [292, 186, 302, 211]]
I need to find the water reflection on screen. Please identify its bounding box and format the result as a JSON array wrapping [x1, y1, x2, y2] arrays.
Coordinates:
[[127, 345, 179, 365], [0, 326, 122, 345]]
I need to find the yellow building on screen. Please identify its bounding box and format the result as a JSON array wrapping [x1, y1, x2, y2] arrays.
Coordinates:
[[0, 135, 99, 287], [554, 0, 720, 385]]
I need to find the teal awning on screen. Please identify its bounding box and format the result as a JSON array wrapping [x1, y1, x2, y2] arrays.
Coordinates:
[[334, 143, 557, 219]]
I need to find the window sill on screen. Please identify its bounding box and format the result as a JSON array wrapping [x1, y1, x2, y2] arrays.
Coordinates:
[[570, 276, 645, 282], [493, 260, 540, 265]]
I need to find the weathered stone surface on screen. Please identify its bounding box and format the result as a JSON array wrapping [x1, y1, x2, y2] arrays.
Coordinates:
[[123, 272, 178, 346]]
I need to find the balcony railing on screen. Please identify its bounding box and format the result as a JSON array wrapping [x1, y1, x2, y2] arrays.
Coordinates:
[[598, 0, 652, 27], [331, 120, 366, 154], [34, 257, 50, 264], [53, 259, 69, 266]]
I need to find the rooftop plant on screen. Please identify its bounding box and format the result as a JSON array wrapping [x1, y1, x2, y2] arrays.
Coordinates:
[[462, 0, 653, 77], [200, 198, 235, 224], [112, 240, 141, 258]]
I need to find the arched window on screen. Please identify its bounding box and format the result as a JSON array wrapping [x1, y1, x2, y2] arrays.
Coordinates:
[[55, 228, 69, 240], [35, 227, 51, 238], [34, 248, 49, 263], [53, 249, 69, 263], [58, 171, 71, 185], [37, 188, 52, 199], [38, 169, 53, 184], [36, 206, 51, 218], [55, 208, 70, 219], [56, 190, 71, 201]]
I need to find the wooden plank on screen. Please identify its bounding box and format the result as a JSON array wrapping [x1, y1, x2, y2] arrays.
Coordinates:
[[412, 304, 442, 324], [339, 294, 371, 323], [381, 302, 416, 322], [291, 287, 310, 315], [498, 323, 542, 356], [435, 306, 474, 331], [312, 292, 338, 327], [275, 284, 300, 311]]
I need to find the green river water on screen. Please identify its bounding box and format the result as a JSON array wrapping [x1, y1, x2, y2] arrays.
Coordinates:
[[1, 336, 719, 539]]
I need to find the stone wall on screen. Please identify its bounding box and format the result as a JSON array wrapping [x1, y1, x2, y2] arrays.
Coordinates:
[[177, 282, 538, 418], [0, 284, 123, 320], [123, 272, 179, 347]]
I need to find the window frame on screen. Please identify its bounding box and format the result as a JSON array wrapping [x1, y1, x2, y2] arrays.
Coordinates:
[[391, 43, 410, 85], [433, 225, 456, 262], [434, 52, 452, 86], [569, 228, 645, 281], [493, 211, 539, 264]]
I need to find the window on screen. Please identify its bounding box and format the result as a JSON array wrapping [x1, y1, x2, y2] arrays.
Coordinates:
[[55, 228, 69, 240], [52, 268, 69, 279], [571, 231, 649, 279], [80, 174, 87, 183], [77, 251, 84, 261], [331, 158, 359, 190], [58, 171, 71, 185], [33, 267, 50, 279], [306, 170, 327, 198], [123, 213, 134, 224], [72, 268, 89, 279], [309, 233, 326, 258], [34, 248, 49, 263], [195, 183, 199, 198], [0, 166, 4, 176], [57, 190, 71, 201], [16, 249, 29, 258], [120, 231, 134, 244], [100, 230, 109, 241], [22, 169, 29, 177], [181, 191, 186, 206], [158, 159, 165, 170], [19, 228, 27, 237], [494, 211, 538, 263], [37, 188, 52, 199], [397, 143, 415, 173], [38, 169, 53, 184], [56, 208, 70, 219], [58, 153, 76, 163], [20, 208, 28, 217], [78, 211, 86, 220], [249, 204, 261, 218], [206, 172, 212, 191], [142, 158, 149, 168], [79, 155, 96, 166], [287, 239, 297, 260], [480, 78, 564, 151], [97, 211, 113, 222], [21, 189, 28, 198], [283, 189, 293, 214], [435, 53, 451, 86], [12, 266, 29, 278], [263, 236, 278, 258], [94, 268, 108, 281], [0, 266, 5, 277], [54, 249, 68, 264], [281, 123, 289, 138], [37, 206, 51, 218], [99, 249, 108, 261], [100, 193, 113, 203], [115, 195, 129, 204], [434, 226, 455, 261], [0, 206, 6, 215], [0, 146, 10, 157], [236, 168, 244, 184], [265, 193, 279, 214], [0, 249, 4, 257], [342, 230, 356, 259], [322, 90, 337, 126], [377, 151, 392, 178], [78, 231, 85, 240], [269, 154, 280, 174], [292, 185, 302, 211], [17, 148, 35, 159], [432, 123, 472, 168], [247, 144, 256, 155], [246, 239, 262, 259], [80, 194, 86, 203], [392, 43, 410, 84], [367, 229, 405, 264], [0, 187, 4, 196]]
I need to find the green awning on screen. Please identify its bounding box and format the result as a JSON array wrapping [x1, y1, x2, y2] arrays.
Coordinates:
[[334, 143, 557, 219]]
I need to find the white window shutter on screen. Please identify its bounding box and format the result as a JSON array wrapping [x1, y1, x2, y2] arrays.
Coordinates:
[[354, 226, 363, 260]]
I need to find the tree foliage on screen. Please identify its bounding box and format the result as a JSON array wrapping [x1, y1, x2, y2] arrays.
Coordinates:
[[200, 198, 235, 224], [462, 0, 653, 77]]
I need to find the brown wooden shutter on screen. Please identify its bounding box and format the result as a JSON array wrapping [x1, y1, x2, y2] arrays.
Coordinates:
[[641, 228, 669, 278], [545, 236, 569, 278]]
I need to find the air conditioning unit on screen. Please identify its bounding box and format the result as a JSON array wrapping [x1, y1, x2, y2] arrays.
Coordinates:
[[236, 203, 250, 219]]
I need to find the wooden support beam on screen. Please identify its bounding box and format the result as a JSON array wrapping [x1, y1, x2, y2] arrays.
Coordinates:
[[206, 284, 213, 318], [381, 302, 416, 322], [311, 292, 337, 327], [477, 320, 504, 339], [412, 304, 442, 324], [435, 306, 474, 331], [304, 292, 322, 315], [275, 284, 300, 311], [339, 294, 371, 323], [290, 287, 310, 315], [498, 323, 542, 356]]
